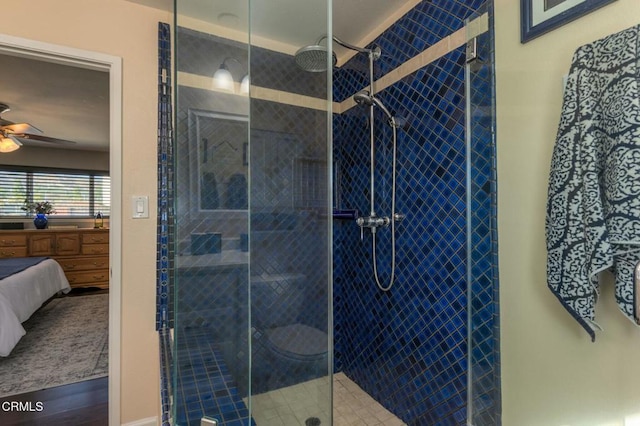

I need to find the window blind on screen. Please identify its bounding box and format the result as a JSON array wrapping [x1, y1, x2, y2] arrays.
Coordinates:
[[0, 169, 110, 217]]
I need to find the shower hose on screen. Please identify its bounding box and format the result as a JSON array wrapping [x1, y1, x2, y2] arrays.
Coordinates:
[[372, 118, 398, 292]]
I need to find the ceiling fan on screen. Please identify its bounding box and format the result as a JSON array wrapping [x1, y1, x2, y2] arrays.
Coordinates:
[[0, 103, 77, 153]]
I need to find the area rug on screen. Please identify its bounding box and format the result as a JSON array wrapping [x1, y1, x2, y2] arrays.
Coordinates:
[[0, 293, 109, 397]]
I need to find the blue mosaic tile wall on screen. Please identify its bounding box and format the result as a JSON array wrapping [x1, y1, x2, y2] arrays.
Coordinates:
[[333, 0, 487, 102], [334, 49, 469, 425], [332, 1, 499, 425]]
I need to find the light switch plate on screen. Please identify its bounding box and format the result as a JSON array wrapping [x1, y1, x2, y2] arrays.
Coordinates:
[[132, 195, 149, 219]]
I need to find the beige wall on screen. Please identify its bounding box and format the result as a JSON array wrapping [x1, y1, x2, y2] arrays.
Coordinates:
[[1, 0, 170, 423], [0, 147, 109, 171], [495, 0, 640, 424]]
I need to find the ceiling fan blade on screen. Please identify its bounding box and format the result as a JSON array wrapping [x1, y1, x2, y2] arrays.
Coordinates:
[[14, 133, 77, 145], [7, 134, 23, 146], [2, 122, 43, 135]]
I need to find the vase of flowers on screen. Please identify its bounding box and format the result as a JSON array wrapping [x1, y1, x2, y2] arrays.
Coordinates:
[[21, 200, 56, 229]]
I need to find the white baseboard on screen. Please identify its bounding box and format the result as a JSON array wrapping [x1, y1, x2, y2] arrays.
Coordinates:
[[122, 417, 158, 426]]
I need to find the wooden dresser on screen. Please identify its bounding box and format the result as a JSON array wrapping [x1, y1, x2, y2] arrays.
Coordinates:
[[0, 228, 109, 289]]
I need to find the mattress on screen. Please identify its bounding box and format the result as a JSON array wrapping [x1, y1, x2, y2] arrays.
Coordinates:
[[0, 258, 71, 357]]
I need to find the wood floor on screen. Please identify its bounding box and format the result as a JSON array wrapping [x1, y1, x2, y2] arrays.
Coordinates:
[[0, 377, 108, 425]]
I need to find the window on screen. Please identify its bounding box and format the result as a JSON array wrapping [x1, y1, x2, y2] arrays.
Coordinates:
[[0, 168, 110, 217]]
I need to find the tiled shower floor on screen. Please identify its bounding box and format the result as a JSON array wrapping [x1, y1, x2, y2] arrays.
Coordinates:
[[174, 328, 405, 425], [247, 373, 406, 426]]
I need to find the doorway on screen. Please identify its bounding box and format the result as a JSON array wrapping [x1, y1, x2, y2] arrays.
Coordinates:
[[0, 33, 122, 426]]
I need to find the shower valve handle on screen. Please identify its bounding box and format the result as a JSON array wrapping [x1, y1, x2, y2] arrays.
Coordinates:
[[356, 215, 390, 235]]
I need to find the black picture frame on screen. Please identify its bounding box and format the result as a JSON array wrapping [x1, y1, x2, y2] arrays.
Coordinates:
[[521, 0, 617, 43]]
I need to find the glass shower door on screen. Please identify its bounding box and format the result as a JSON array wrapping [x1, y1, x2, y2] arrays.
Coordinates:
[[465, 3, 501, 426], [172, 1, 332, 424], [173, 2, 252, 422], [247, 1, 333, 424]]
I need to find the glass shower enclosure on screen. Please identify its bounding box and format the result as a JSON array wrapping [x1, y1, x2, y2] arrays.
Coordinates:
[[166, 1, 498, 425], [172, 1, 332, 425]]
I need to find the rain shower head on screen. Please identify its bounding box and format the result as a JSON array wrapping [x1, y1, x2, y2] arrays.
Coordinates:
[[295, 35, 381, 72], [353, 90, 395, 122], [294, 44, 338, 72]]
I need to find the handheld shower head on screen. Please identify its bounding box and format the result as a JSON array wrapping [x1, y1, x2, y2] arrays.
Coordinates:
[[353, 90, 395, 123], [353, 90, 375, 106]]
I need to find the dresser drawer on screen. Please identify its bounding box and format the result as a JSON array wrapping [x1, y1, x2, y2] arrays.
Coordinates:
[[66, 270, 109, 287], [81, 244, 109, 255], [0, 247, 28, 258], [82, 232, 109, 244], [0, 234, 27, 248], [56, 256, 109, 272]]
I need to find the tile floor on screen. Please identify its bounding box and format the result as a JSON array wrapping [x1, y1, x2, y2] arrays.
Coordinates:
[[247, 372, 406, 426]]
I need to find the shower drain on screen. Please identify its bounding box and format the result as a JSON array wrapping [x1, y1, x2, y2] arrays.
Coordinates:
[[305, 417, 321, 426]]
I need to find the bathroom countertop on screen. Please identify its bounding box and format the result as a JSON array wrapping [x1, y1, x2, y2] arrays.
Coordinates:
[[176, 250, 248, 271]]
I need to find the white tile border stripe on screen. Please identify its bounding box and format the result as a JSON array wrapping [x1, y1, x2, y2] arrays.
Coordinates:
[[178, 13, 488, 115], [342, 12, 489, 113]]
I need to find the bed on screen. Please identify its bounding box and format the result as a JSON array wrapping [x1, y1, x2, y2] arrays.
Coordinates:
[[0, 257, 71, 357]]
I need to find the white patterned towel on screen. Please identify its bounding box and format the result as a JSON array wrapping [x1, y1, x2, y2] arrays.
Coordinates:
[[546, 24, 640, 341]]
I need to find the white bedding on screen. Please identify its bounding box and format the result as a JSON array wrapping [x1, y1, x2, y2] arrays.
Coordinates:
[[0, 259, 71, 357]]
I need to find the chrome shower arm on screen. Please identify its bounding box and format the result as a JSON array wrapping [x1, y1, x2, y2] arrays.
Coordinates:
[[313, 35, 381, 58], [333, 36, 370, 54]]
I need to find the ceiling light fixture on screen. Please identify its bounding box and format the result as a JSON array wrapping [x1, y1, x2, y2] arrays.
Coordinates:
[[0, 133, 22, 153], [213, 57, 249, 95]]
